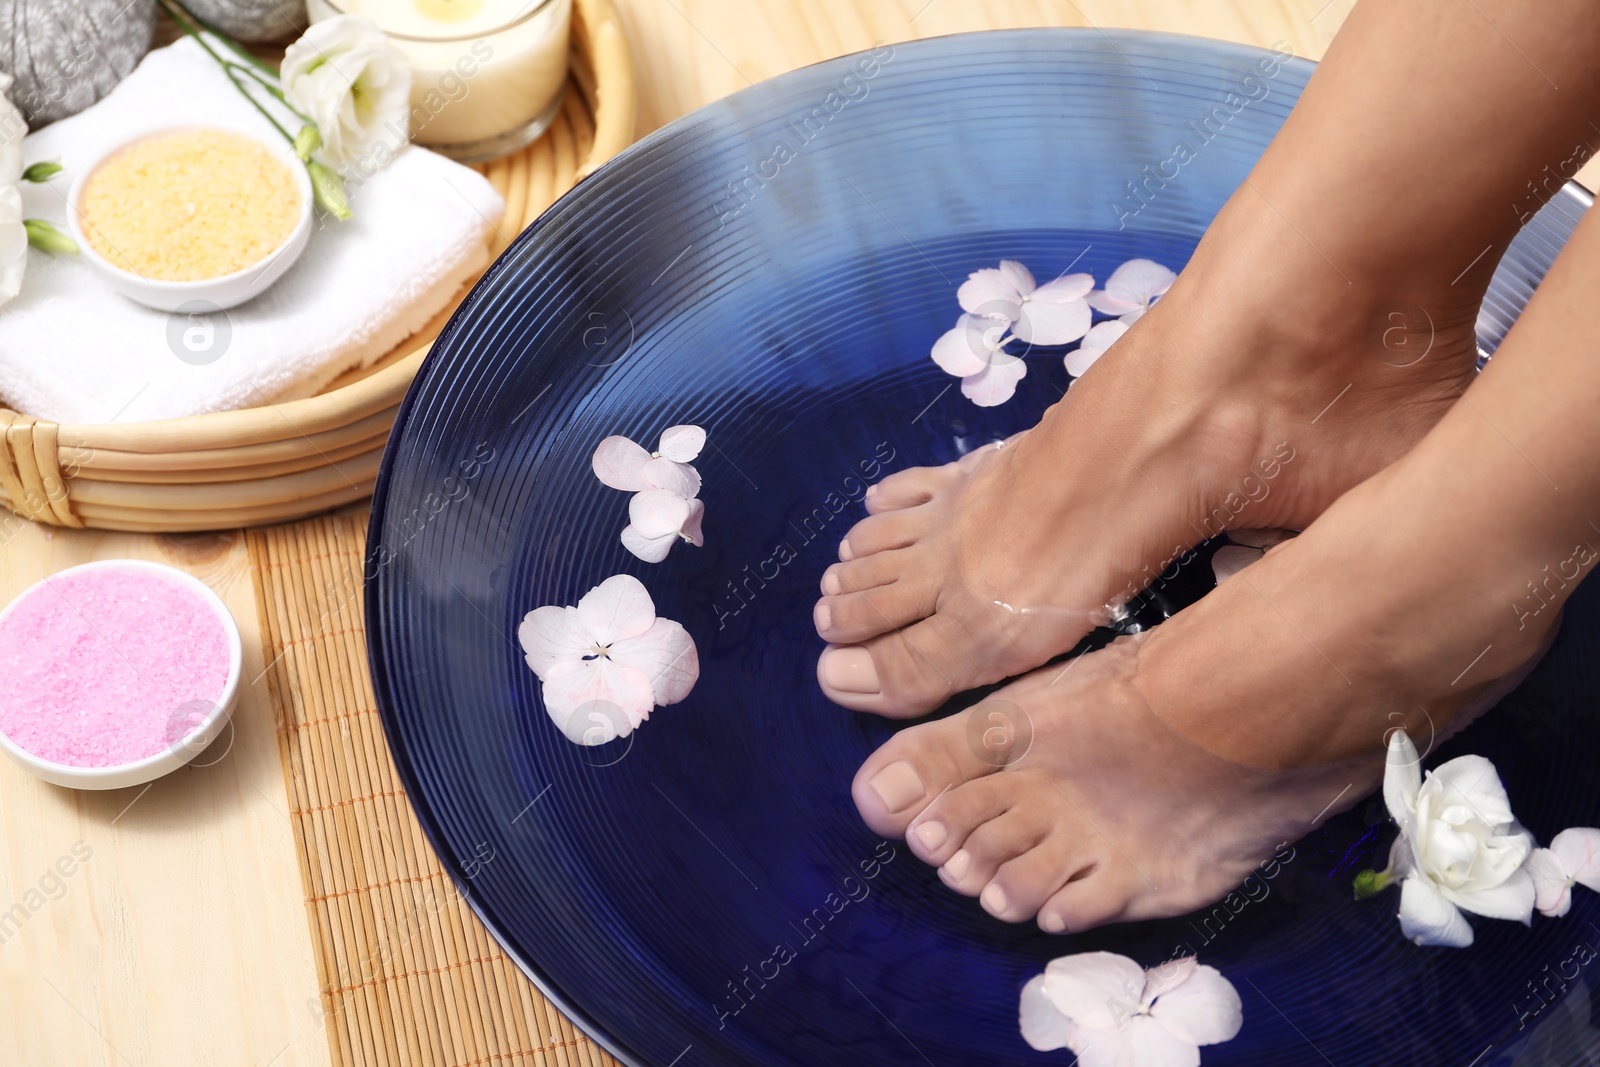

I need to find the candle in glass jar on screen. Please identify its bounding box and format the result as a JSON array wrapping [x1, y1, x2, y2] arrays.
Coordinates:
[[308, 0, 571, 160]]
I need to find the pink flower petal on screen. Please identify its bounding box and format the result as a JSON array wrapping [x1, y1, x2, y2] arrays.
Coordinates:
[[1065, 320, 1128, 377], [1076, 1016, 1198, 1067], [1040, 951, 1146, 1031], [541, 657, 655, 727], [517, 605, 589, 678], [611, 618, 699, 706], [960, 355, 1026, 407], [643, 457, 702, 498], [932, 316, 997, 378], [1086, 290, 1140, 316], [998, 259, 1036, 297], [1019, 975, 1077, 1052], [592, 435, 653, 491], [956, 269, 1022, 321], [556, 699, 636, 746], [575, 574, 656, 644], [629, 489, 693, 539], [1210, 545, 1262, 584], [1015, 297, 1090, 346], [1150, 963, 1242, 1047], [656, 424, 706, 463], [1141, 956, 1198, 1002], [1031, 271, 1094, 303], [1106, 258, 1177, 303], [1527, 848, 1574, 917], [680, 498, 705, 548], [1227, 528, 1294, 549], [1551, 828, 1600, 891], [621, 524, 677, 562]]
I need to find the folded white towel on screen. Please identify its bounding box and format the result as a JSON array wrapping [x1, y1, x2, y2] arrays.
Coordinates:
[[2, 37, 506, 425]]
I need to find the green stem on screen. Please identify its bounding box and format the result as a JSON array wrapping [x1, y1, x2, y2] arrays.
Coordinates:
[[239, 65, 312, 126], [1352, 868, 1394, 900], [158, 0, 301, 141], [222, 66, 295, 143]]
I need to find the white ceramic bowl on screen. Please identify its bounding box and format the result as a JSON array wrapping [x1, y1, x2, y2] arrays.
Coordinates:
[[0, 560, 243, 791], [66, 123, 314, 313]]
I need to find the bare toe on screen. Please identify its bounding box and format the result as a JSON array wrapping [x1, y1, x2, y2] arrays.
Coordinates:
[[839, 508, 926, 560], [863, 465, 958, 514], [937, 807, 1046, 896], [850, 708, 1001, 836], [982, 828, 1097, 923]]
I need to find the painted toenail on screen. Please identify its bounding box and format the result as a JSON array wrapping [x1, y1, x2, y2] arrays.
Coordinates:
[[913, 821, 947, 850], [1040, 912, 1066, 934], [943, 849, 971, 881], [821, 570, 842, 596], [814, 602, 832, 633], [838, 538, 854, 561], [980, 883, 1009, 917], [821, 647, 879, 694], [867, 760, 925, 813]]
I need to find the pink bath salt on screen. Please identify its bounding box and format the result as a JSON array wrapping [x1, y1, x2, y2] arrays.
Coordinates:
[[0, 567, 231, 767]]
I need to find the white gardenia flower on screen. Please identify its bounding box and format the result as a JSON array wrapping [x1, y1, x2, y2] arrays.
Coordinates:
[[518, 574, 698, 744], [931, 313, 1028, 407], [1383, 729, 1536, 947], [957, 259, 1093, 345], [1065, 319, 1129, 378], [592, 424, 706, 499], [1087, 258, 1177, 324], [620, 488, 705, 563], [1527, 828, 1600, 918], [0, 72, 28, 308], [1020, 952, 1242, 1067], [281, 15, 412, 175]]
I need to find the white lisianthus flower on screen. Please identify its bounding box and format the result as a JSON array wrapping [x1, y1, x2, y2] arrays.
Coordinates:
[[0, 72, 28, 307], [281, 15, 411, 175], [1375, 729, 1536, 947]]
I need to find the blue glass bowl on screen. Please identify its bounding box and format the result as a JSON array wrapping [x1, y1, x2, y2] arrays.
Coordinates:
[[366, 29, 1597, 1067]]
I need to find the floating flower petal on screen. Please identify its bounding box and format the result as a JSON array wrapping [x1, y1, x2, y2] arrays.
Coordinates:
[[1021, 951, 1241, 1066], [517, 575, 699, 744], [1065, 320, 1129, 377], [1087, 258, 1177, 323], [1528, 828, 1600, 917]]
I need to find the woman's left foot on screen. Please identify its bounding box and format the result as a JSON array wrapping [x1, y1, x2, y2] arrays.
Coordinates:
[[852, 457, 1559, 931]]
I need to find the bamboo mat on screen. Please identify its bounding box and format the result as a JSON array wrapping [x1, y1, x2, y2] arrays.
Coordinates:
[[247, 507, 620, 1067]]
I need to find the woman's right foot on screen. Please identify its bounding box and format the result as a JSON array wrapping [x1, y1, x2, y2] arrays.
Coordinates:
[[815, 190, 1487, 717]]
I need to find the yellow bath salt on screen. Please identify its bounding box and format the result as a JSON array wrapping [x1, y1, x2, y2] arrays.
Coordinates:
[[79, 128, 301, 282]]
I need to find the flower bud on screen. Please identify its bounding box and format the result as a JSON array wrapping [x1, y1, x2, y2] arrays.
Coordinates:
[[21, 161, 63, 183], [293, 125, 322, 162], [23, 219, 77, 255], [307, 161, 351, 220]]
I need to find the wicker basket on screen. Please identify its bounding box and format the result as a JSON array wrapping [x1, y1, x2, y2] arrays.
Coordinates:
[[0, 0, 634, 533]]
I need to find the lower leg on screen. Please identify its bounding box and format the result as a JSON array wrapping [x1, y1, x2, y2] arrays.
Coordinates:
[[815, 0, 1600, 717]]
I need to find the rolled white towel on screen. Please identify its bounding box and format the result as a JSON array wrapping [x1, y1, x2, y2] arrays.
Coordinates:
[[1, 35, 506, 425]]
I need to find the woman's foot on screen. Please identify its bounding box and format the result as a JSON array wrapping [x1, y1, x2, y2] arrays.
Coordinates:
[[815, 189, 1485, 716], [850, 452, 1558, 931]]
